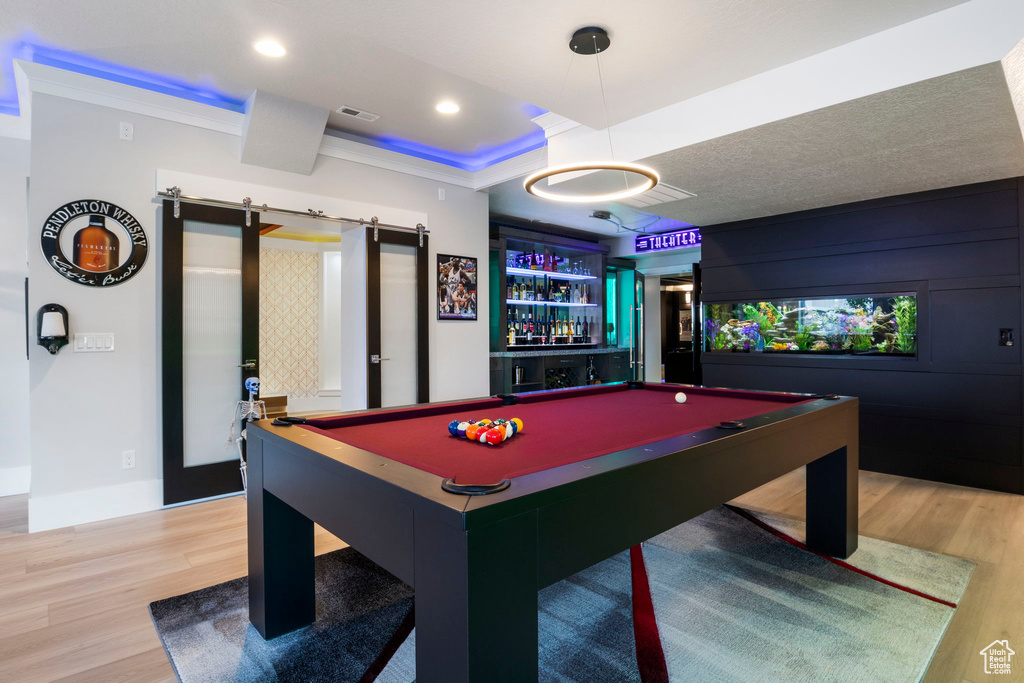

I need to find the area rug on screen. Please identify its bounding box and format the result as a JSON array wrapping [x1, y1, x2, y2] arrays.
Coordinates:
[[150, 506, 973, 682]]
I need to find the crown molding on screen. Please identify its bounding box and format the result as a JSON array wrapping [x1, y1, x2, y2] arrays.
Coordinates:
[[3, 59, 547, 190], [15, 60, 244, 135], [317, 133, 475, 188], [0, 112, 28, 140], [531, 112, 581, 138], [471, 147, 546, 190]]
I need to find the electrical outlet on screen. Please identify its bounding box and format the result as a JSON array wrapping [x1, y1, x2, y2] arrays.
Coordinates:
[[119, 122, 134, 141], [122, 449, 136, 470], [437, 188, 445, 201]]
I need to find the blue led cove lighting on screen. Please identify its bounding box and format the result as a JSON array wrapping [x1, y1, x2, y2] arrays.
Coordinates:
[[0, 36, 549, 172]]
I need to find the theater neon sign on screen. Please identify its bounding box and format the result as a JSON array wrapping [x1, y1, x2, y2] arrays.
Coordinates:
[[634, 227, 701, 253]]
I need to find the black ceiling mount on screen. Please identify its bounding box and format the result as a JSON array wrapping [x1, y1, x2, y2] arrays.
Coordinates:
[[569, 26, 610, 55]]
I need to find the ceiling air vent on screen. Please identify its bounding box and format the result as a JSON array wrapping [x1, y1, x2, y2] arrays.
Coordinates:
[[335, 105, 380, 122], [620, 183, 695, 208]]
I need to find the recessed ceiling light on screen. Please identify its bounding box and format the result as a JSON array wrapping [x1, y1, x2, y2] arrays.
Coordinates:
[[254, 40, 286, 58], [435, 101, 460, 114]]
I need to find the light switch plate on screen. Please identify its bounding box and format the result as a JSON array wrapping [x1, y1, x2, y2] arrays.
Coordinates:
[[73, 333, 115, 352]]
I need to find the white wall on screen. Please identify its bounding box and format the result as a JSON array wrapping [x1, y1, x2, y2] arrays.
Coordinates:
[[23, 93, 489, 529], [0, 137, 31, 496]]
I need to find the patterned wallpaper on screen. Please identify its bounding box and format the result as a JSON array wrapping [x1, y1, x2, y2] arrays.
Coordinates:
[[259, 247, 320, 399]]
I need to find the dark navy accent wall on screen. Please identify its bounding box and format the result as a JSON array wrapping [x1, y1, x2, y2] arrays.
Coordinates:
[[701, 178, 1024, 494]]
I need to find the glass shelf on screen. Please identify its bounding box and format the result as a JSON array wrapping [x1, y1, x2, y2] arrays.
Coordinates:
[[506, 300, 598, 307], [506, 266, 597, 281]]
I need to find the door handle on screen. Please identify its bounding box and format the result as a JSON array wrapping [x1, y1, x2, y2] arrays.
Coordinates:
[[370, 355, 391, 364], [629, 307, 635, 369], [237, 362, 256, 368]]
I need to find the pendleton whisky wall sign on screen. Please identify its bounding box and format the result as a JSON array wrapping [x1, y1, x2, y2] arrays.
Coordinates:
[[40, 200, 148, 287]]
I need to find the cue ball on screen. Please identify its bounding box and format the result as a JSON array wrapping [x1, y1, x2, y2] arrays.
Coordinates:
[[675, 392, 687, 404]]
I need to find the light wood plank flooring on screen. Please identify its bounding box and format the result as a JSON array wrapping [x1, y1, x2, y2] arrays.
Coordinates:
[[0, 472, 1020, 682]]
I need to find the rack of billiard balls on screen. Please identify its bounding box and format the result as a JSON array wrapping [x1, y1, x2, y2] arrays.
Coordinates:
[[448, 418, 524, 446]]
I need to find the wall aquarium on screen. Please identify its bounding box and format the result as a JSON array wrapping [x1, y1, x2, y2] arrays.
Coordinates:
[[704, 295, 917, 356]]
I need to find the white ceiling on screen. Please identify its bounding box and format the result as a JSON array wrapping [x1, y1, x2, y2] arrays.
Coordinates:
[[0, 0, 540, 156], [5, 0, 1024, 236], [0, 0, 966, 157], [634, 63, 1024, 226], [328, 0, 968, 129]]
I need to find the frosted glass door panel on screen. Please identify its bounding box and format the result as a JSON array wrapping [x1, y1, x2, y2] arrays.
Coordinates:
[[380, 243, 417, 407], [182, 220, 242, 467], [321, 250, 342, 392]]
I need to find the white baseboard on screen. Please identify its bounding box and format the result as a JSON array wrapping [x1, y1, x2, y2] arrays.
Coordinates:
[[28, 479, 163, 533], [0, 466, 31, 496]]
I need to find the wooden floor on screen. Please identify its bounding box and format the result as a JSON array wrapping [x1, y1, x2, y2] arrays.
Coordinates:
[[0, 471, 1020, 682]]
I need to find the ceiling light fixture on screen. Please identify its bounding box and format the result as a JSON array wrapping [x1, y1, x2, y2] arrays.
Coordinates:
[[436, 101, 460, 114], [524, 161, 658, 203], [253, 40, 286, 58], [525, 26, 659, 203]]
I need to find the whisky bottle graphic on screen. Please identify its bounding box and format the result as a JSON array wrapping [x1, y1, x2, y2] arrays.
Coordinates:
[[73, 215, 119, 272]]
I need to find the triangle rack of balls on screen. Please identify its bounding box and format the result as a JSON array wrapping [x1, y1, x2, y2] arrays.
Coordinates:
[[448, 418, 524, 446]]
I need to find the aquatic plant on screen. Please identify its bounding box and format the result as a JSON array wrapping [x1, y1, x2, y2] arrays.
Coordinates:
[[741, 303, 777, 348], [850, 333, 873, 352], [891, 296, 917, 354]]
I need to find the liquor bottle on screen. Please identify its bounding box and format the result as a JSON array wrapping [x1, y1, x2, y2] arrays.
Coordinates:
[[73, 215, 119, 272], [506, 277, 513, 300], [530, 249, 538, 270], [548, 315, 555, 344], [568, 317, 574, 340], [576, 316, 582, 343], [581, 284, 588, 304], [514, 310, 521, 335], [527, 314, 534, 342], [537, 279, 544, 301], [544, 247, 552, 272], [582, 317, 589, 342], [508, 314, 516, 346]]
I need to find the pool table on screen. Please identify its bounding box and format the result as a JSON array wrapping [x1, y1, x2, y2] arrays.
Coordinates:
[[246, 382, 859, 683]]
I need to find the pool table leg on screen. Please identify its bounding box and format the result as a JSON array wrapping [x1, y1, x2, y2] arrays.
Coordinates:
[[414, 510, 539, 683], [247, 438, 316, 639], [805, 441, 859, 559]]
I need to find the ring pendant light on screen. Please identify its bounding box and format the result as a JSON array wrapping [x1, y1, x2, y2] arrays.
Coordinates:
[[525, 27, 660, 203]]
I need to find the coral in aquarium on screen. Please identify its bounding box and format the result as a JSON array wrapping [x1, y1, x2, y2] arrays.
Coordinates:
[[871, 306, 897, 353]]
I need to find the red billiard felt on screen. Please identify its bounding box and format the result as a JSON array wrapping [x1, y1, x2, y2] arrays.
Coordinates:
[[300, 384, 811, 485]]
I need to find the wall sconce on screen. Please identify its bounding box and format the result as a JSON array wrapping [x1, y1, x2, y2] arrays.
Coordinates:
[[37, 303, 69, 355]]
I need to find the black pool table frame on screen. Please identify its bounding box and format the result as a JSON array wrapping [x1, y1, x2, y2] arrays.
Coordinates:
[[246, 382, 859, 682]]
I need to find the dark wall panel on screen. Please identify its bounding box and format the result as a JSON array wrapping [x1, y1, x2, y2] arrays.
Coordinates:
[[701, 184, 1019, 262], [930, 288, 1021, 365], [701, 178, 1024, 493], [703, 239, 1020, 295]]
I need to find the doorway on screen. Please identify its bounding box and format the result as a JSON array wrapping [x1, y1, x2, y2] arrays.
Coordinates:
[[366, 228, 429, 408], [660, 272, 698, 385], [257, 218, 344, 416]]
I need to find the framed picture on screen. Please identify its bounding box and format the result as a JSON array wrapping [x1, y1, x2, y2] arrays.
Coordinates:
[[437, 254, 477, 320]]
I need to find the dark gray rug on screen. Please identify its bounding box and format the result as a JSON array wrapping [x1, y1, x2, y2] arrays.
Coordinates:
[[149, 550, 413, 682], [151, 506, 974, 682]]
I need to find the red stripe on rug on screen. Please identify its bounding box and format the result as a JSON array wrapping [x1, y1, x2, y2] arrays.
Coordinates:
[[358, 605, 416, 683], [630, 545, 670, 683], [724, 505, 958, 609]]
